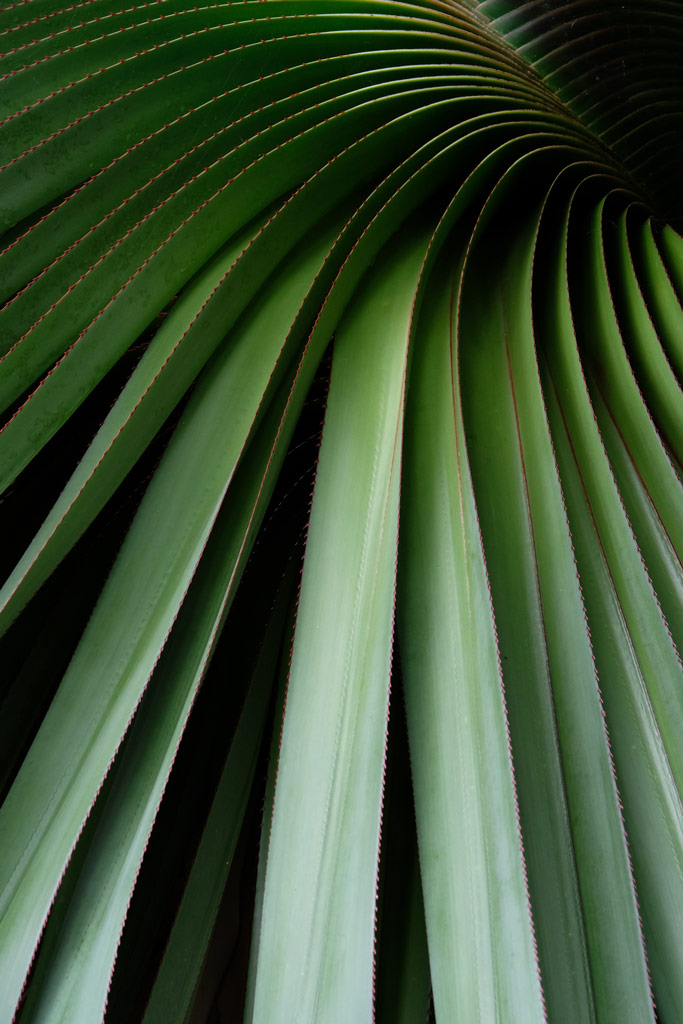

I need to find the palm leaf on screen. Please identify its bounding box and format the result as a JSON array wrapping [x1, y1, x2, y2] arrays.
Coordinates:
[[1, 1, 682, 1021]]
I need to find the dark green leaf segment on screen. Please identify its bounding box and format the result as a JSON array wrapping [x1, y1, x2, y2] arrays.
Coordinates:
[[0, 1, 681, 1021]]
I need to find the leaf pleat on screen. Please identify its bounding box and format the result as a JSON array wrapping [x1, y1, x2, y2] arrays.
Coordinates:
[[399, 240, 545, 1018], [249, 222, 433, 1024]]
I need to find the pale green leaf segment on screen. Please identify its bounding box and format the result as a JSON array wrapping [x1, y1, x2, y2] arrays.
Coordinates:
[[399, 246, 545, 1021], [249, 221, 432, 1024], [1, 1, 683, 1022]]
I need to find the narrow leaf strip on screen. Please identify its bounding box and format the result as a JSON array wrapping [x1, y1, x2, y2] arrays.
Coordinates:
[[250, 224, 431, 1024], [400, 250, 545, 1021]]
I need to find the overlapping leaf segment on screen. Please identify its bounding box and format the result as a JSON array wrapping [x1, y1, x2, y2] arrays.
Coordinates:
[[0, 0, 682, 1020]]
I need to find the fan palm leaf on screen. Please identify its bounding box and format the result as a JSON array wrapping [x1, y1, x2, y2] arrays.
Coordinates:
[[0, 1, 682, 1020]]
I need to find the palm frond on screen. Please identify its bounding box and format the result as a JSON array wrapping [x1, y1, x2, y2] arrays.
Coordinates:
[[1, 2, 682, 1021]]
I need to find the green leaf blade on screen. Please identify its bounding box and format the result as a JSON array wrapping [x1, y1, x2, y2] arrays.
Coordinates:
[[400, 252, 545, 1022], [250, 224, 432, 1024]]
